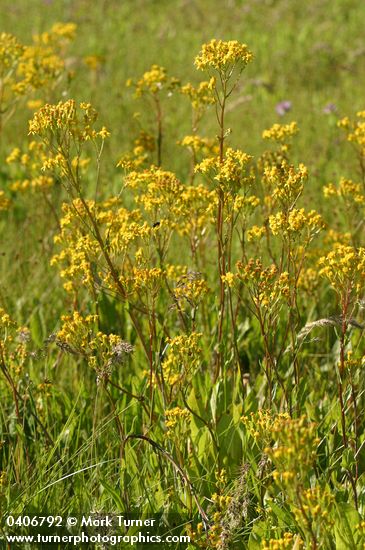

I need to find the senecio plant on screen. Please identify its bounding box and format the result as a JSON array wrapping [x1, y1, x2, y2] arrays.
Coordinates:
[[2, 36, 365, 549]]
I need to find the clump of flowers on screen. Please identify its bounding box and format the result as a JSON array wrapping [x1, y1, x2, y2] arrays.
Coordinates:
[[338, 110, 365, 159], [127, 64, 180, 97], [56, 311, 134, 377], [172, 271, 209, 313], [262, 121, 298, 144], [12, 39, 365, 549], [6, 140, 55, 194], [180, 79, 215, 130], [263, 160, 308, 208], [266, 415, 319, 477], [0, 190, 10, 210], [263, 416, 335, 547], [28, 100, 109, 200], [195, 39, 253, 72], [242, 409, 290, 447], [179, 135, 219, 177], [164, 406, 190, 437], [161, 332, 202, 390], [196, 147, 252, 191], [0, 307, 30, 377], [261, 532, 303, 549], [190, 469, 233, 549], [223, 259, 290, 308], [319, 244, 365, 297], [125, 166, 215, 240], [0, 23, 76, 134], [268, 208, 324, 240], [126, 65, 180, 166], [117, 130, 156, 171], [323, 177, 365, 205], [29, 100, 107, 142]]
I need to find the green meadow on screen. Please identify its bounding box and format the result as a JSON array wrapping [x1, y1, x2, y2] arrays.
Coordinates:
[[1, 1, 365, 548]]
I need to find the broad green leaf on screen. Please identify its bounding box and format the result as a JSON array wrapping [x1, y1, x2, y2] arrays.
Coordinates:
[[248, 520, 268, 550], [334, 502, 362, 549]]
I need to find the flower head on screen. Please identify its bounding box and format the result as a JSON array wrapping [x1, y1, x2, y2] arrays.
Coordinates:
[[195, 39, 253, 71], [276, 100, 292, 116]]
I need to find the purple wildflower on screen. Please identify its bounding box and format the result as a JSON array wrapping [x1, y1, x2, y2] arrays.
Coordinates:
[[276, 100, 292, 116], [323, 102, 337, 114]]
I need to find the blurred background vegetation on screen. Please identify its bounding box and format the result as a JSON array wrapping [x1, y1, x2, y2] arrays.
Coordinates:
[[2, 0, 365, 402], [1, 2, 365, 542]]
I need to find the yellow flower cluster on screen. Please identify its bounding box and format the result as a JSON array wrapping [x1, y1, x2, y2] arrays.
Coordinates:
[[179, 134, 219, 157], [223, 259, 290, 308], [266, 415, 320, 475], [35, 22, 77, 43], [242, 409, 290, 444], [0, 190, 10, 210], [179, 184, 216, 236], [0, 308, 30, 376], [343, 351, 365, 372], [264, 161, 308, 206], [83, 54, 104, 71], [292, 486, 335, 531], [126, 166, 183, 212], [134, 130, 155, 153], [125, 166, 215, 234], [37, 379, 53, 394], [118, 130, 157, 170], [162, 332, 202, 386], [231, 194, 259, 215], [195, 147, 252, 190], [56, 311, 134, 375], [104, 210, 150, 255], [297, 267, 320, 294], [323, 177, 365, 205], [319, 243, 365, 295], [6, 140, 54, 193], [51, 200, 103, 292], [338, 110, 365, 156], [119, 266, 164, 296], [323, 228, 352, 245], [127, 64, 180, 97], [180, 79, 215, 110], [164, 407, 190, 434], [27, 101, 109, 195], [52, 196, 161, 295], [195, 39, 253, 71], [269, 208, 324, 238], [90, 333, 134, 376], [173, 272, 209, 311], [262, 122, 298, 143], [29, 100, 108, 143], [247, 224, 266, 241], [0, 23, 76, 115], [57, 311, 98, 352], [0, 32, 24, 68], [16, 41, 65, 93], [0, 307, 15, 329], [211, 492, 232, 509], [261, 532, 303, 550]]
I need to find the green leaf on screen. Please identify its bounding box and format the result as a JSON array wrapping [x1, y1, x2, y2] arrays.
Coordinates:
[[248, 520, 268, 550], [334, 502, 362, 549], [187, 386, 206, 419], [29, 308, 44, 346], [100, 478, 124, 510], [268, 502, 293, 527]]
